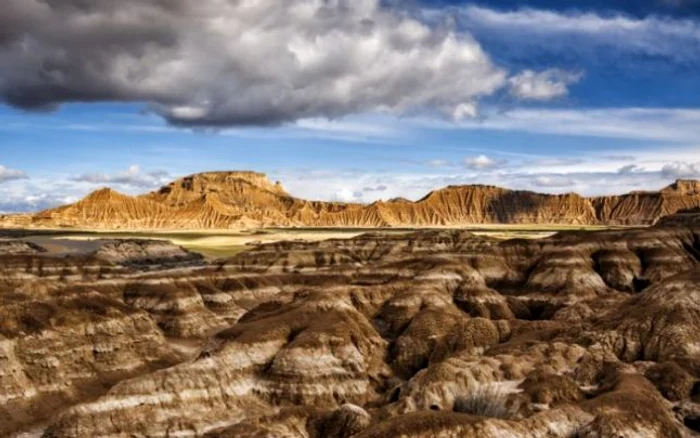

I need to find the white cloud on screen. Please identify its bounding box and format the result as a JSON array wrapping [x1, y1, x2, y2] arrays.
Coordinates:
[[0, 165, 28, 183], [458, 6, 700, 62], [508, 69, 583, 101], [294, 119, 401, 139], [421, 108, 700, 143], [661, 162, 700, 179], [333, 188, 363, 202], [464, 155, 503, 170], [532, 175, 576, 188], [71, 165, 170, 188], [452, 102, 479, 121], [424, 159, 452, 168], [0, 193, 77, 214]]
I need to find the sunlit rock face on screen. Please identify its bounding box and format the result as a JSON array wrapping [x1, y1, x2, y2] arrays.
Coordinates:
[[2, 227, 700, 437], [3, 174, 700, 230]]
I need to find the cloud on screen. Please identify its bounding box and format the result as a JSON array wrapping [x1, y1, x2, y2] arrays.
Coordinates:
[[424, 159, 452, 168], [452, 102, 479, 121], [464, 155, 504, 170], [0, 0, 508, 127], [333, 188, 363, 203], [531, 175, 577, 188], [0, 193, 75, 214], [362, 185, 388, 192], [618, 164, 644, 174], [604, 155, 637, 162], [661, 162, 700, 178], [422, 108, 700, 143], [530, 158, 585, 167], [457, 6, 700, 63], [71, 165, 170, 188], [508, 69, 583, 101], [0, 165, 28, 183]]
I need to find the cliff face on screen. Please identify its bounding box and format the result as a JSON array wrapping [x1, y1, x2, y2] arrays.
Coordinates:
[[6, 172, 700, 229]]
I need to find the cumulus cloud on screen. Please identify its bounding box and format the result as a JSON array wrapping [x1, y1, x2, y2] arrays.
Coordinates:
[[661, 162, 700, 179], [508, 69, 582, 101], [0, 0, 508, 127], [71, 165, 170, 188], [464, 155, 504, 170], [0, 165, 28, 183]]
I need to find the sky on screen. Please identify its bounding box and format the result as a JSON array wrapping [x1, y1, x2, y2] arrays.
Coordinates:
[[1, 0, 700, 212]]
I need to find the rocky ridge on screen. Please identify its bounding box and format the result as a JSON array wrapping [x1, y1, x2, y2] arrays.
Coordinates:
[[658, 207, 700, 227], [3, 171, 700, 229]]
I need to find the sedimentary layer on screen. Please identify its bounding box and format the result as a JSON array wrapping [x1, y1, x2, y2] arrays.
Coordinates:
[[2, 226, 700, 436]]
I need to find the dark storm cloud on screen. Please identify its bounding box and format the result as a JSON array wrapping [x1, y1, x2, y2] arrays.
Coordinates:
[[0, 0, 513, 127]]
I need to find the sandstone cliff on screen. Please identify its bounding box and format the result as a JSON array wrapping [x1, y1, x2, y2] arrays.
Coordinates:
[[5, 171, 700, 229]]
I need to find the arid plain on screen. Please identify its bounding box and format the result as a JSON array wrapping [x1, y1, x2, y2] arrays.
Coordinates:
[[1, 172, 700, 437]]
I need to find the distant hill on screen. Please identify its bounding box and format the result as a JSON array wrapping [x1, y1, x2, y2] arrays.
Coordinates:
[[3, 171, 700, 229]]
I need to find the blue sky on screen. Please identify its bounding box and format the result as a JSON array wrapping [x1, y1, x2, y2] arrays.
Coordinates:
[[1, 0, 700, 211]]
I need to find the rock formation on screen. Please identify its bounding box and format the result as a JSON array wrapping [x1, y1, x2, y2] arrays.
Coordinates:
[[658, 207, 700, 227], [2, 225, 700, 436], [2, 171, 700, 229]]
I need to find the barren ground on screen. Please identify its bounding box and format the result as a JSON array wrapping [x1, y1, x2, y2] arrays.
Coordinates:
[[2, 224, 699, 437]]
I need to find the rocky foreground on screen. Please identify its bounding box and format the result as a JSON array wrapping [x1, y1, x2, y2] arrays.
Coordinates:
[[2, 226, 700, 437]]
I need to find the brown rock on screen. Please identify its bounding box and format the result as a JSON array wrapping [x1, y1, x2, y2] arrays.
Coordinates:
[[3, 172, 700, 229]]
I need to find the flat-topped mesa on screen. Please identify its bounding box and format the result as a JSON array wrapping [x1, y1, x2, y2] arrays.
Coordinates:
[[157, 171, 287, 197], [662, 179, 700, 195]]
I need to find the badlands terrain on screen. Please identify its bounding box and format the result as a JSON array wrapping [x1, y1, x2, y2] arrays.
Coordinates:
[[1, 205, 700, 436], [2, 171, 700, 229], [2, 175, 700, 437]]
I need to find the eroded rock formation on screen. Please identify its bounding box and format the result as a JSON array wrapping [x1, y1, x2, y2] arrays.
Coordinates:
[[658, 207, 700, 227], [2, 171, 700, 229], [2, 226, 700, 436]]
